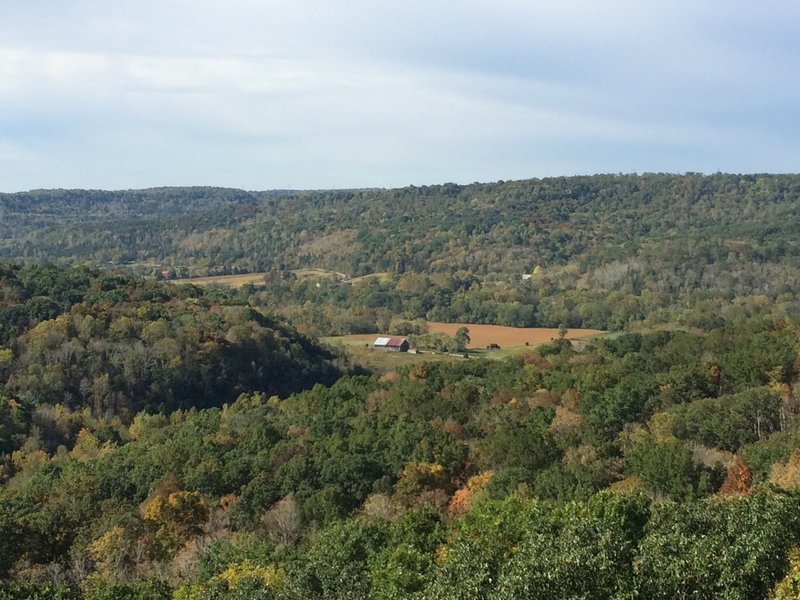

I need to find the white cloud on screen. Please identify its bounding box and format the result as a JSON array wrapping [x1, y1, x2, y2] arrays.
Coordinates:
[[0, 0, 798, 190]]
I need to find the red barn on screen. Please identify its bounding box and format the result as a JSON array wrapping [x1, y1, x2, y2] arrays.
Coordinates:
[[373, 337, 409, 352]]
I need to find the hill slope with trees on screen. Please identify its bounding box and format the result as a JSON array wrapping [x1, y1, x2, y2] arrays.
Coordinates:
[[2, 319, 800, 597], [3, 174, 800, 598], [0, 264, 343, 457], [3, 174, 800, 333]]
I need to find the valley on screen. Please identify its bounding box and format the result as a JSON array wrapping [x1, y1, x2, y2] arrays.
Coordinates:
[[1, 175, 800, 598]]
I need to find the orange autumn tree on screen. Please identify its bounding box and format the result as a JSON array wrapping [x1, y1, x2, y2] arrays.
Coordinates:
[[448, 471, 495, 518], [718, 457, 753, 497]]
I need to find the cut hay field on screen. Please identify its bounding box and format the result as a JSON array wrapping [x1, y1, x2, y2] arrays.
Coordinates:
[[346, 272, 391, 284], [171, 273, 268, 287], [292, 268, 347, 280], [172, 268, 348, 287]]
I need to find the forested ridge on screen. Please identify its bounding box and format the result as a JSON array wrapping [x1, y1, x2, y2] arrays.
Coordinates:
[[3, 173, 800, 598], [4, 175, 800, 281], [3, 173, 800, 334]]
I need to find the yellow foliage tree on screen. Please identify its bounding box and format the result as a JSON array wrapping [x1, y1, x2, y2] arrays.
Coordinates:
[[70, 428, 114, 462], [0, 347, 12, 367], [608, 475, 646, 494], [87, 526, 133, 581], [647, 412, 677, 442], [769, 452, 800, 491], [142, 490, 209, 556], [771, 548, 800, 599], [214, 561, 286, 591], [393, 463, 453, 510]]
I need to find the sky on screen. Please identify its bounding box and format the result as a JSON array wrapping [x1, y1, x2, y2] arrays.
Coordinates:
[[0, 1, 798, 191]]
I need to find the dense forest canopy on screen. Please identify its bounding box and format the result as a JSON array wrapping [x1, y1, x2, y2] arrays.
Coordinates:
[[2, 174, 800, 279], [3, 302, 800, 597], [0, 265, 342, 454], [1, 265, 800, 597], [3, 174, 800, 598], [3, 174, 800, 335]]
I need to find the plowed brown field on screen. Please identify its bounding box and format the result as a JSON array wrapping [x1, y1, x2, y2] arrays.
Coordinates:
[[426, 322, 603, 348]]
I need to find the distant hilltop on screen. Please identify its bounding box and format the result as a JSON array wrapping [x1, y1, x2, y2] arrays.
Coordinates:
[[1, 172, 799, 300]]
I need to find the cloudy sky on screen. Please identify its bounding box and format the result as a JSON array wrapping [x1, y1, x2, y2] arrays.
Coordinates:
[[1, 1, 798, 191]]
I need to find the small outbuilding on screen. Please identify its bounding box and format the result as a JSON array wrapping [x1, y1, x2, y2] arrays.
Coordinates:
[[373, 337, 409, 352]]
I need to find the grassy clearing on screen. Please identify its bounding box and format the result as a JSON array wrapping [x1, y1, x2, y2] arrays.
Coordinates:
[[172, 268, 349, 287], [325, 325, 604, 351], [172, 268, 395, 288], [346, 272, 391, 283], [171, 273, 268, 288], [292, 268, 347, 280], [323, 336, 458, 372]]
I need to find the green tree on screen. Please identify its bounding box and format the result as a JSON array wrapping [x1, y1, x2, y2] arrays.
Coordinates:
[[636, 491, 800, 598], [453, 327, 470, 351], [491, 492, 648, 599]]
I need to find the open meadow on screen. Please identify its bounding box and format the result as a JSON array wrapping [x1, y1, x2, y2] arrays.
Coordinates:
[[171, 268, 353, 287], [171, 272, 269, 287]]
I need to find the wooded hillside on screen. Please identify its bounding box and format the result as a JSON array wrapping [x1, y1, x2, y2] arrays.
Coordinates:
[[3, 174, 799, 334], [3, 174, 800, 598], [2, 268, 800, 597], [2, 174, 799, 280]]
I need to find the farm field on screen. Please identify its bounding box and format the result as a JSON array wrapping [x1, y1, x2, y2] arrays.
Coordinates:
[[322, 339, 458, 371], [325, 324, 603, 350], [325, 324, 603, 354], [346, 272, 391, 284], [426, 322, 603, 348], [171, 272, 268, 287], [172, 268, 350, 287], [292, 268, 347, 280], [323, 324, 604, 371]]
